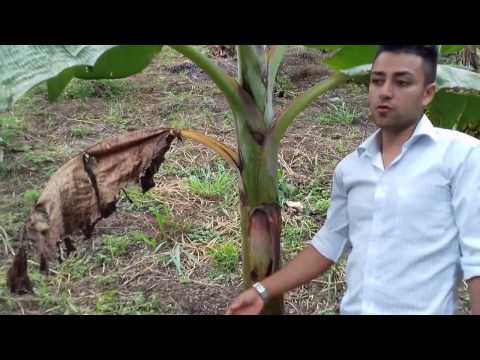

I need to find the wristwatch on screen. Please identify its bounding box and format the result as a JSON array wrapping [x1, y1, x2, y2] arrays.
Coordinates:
[[252, 282, 270, 303]]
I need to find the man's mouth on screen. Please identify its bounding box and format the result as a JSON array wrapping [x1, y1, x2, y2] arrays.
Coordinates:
[[376, 105, 392, 115], [377, 105, 392, 110]]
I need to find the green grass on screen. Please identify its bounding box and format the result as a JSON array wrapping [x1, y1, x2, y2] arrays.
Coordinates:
[[209, 241, 240, 273], [282, 217, 318, 254], [335, 140, 350, 156], [0, 114, 25, 146], [122, 188, 188, 242], [169, 115, 190, 129], [187, 225, 222, 244], [188, 163, 237, 200], [106, 99, 131, 128], [101, 235, 132, 258], [277, 168, 298, 207], [149, 206, 172, 233], [96, 290, 165, 315], [275, 73, 296, 96], [65, 79, 135, 100], [23, 189, 41, 206], [12, 84, 46, 112], [123, 186, 162, 211], [30, 271, 81, 314], [70, 127, 95, 138], [300, 180, 331, 216], [95, 275, 117, 287], [57, 255, 92, 281], [0, 211, 23, 238], [130, 231, 158, 250], [316, 102, 359, 125], [95, 290, 120, 314], [155, 46, 185, 67], [0, 266, 18, 313], [22, 150, 58, 169]]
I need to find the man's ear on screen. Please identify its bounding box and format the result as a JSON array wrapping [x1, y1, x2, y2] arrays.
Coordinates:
[[422, 83, 437, 108]]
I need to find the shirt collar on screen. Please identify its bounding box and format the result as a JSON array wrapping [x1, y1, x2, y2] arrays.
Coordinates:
[[357, 114, 437, 158]]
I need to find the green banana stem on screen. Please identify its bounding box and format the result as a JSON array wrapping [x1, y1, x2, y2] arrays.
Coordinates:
[[266, 45, 288, 127], [237, 46, 268, 117], [171, 45, 266, 137]]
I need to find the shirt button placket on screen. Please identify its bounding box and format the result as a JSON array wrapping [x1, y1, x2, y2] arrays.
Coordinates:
[[363, 170, 386, 314]]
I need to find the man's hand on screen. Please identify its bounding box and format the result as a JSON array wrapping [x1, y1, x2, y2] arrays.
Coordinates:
[[226, 288, 264, 315], [468, 277, 480, 315], [226, 245, 334, 315]]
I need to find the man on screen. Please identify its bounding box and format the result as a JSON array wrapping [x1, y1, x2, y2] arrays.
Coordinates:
[[226, 45, 480, 315]]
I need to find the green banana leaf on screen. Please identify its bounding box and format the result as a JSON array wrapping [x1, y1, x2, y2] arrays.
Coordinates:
[[2, 44, 479, 131], [0, 45, 163, 112], [305, 45, 379, 70], [429, 64, 480, 129], [440, 45, 466, 55]]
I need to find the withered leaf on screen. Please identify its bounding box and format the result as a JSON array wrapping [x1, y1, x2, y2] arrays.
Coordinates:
[[7, 128, 180, 294]]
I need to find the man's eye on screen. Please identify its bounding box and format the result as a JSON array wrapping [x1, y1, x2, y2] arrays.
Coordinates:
[[371, 79, 382, 85], [397, 80, 410, 87]]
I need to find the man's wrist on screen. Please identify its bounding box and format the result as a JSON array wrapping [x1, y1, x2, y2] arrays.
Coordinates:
[[252, 282, 270, 303]]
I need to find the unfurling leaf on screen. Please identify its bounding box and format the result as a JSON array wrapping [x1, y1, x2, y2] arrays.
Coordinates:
[[7, 128, 180, 293]]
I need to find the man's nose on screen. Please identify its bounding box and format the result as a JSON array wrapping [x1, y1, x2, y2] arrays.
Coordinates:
[[379, 81, 393, 99]]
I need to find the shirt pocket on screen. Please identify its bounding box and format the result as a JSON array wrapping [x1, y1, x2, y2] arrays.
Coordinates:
[[396, 181, 452, 238]]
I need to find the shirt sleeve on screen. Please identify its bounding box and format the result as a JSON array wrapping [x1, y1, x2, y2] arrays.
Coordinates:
[[452, 146, 480, 281], [309, 162, 350, 262]]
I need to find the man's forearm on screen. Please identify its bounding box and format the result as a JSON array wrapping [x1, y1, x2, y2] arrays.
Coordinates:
[[261, 245, 334, 299], [468, 277, 480, 315]]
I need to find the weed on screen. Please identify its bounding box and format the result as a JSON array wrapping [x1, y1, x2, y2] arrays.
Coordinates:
[[282, 217, 318, 253], [70, 127, 95, 138], [317, 102, 359, 125], [23, 189, 41, 206], [188, 163, 236, 200], [277, 168, 297, 207], [96, 290, 119, 314], [209, 241, 240, 273], [101, 235, 131, 258], [131, 231, 157, 250], [0, 114, 24, 146]]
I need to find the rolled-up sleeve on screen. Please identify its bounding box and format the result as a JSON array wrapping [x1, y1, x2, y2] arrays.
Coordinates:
[[452, 146, 480, 281], [309, 162, 349, 262]]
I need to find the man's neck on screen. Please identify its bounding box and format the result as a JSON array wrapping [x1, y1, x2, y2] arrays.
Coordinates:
[[380, 121, 419, 153], [379, 120, 420, 169]]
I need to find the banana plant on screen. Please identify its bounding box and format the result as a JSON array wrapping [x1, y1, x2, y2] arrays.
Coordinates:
[[1, 45, 480, 314]]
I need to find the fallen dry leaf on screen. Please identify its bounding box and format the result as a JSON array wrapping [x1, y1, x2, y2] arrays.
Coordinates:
[[7, 128, 180, 294]]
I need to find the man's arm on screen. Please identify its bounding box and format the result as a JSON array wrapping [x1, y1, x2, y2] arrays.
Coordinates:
[[468, 277, 480, 315], [226, 245, 333, 315], [261, 245, 334, 299], [451, 146, 480, 315]]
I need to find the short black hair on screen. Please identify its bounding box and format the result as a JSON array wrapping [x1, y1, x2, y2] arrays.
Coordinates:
[[374, 45, 438, 85]]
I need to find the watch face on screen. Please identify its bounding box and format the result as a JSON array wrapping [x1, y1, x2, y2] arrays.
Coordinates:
[[254, 283, 268, 301]]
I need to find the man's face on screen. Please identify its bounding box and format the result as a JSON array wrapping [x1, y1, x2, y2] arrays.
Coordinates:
[[368, 52, 436, 132]]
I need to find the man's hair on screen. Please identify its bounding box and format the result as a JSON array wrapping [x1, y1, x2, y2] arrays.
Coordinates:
[[374, 45, 438, 85]]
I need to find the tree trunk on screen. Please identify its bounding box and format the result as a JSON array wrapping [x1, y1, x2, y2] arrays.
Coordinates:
[[237, 124, 283, 314], [235, 46, 284, 314], [461, 46, 479, 71]]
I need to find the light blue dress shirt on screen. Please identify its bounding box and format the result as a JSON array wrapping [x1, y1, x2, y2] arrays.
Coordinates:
[[310, 115, 480, 314]]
